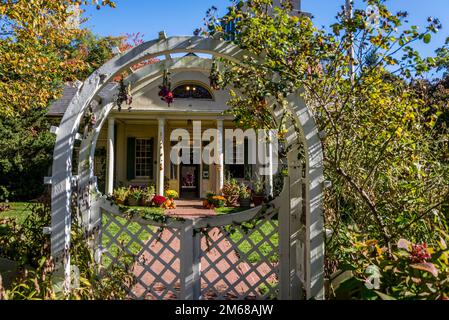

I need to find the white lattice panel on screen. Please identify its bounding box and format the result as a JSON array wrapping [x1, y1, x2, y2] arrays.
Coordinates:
[[199, 209, 280, 300], [101, 211, 181, 300]]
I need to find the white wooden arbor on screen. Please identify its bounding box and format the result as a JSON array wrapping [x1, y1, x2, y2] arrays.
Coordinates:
[[48, 35, 325, 300]]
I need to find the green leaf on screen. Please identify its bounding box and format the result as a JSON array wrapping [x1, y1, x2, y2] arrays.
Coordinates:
[[397, 239, 412, 252], [423, 34, 431, 44], [410, 263, 439, 277]]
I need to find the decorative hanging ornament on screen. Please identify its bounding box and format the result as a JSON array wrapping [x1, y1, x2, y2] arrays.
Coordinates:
[[82, 104, 97, 138], [158, 70, 174, 106], [85, 105, 96, 126], [116, 76, 133, 112], [209, 59, 222, 90]]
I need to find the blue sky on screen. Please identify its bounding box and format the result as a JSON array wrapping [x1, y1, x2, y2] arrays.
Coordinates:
[[83, 0, 449, 59]]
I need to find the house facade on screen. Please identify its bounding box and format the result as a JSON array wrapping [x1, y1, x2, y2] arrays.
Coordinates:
[[49, 57, 271, 199]]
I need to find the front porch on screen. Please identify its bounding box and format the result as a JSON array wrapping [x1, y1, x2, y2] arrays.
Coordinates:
[[100, 115, 231, 198], [97, 114, 276, 199]]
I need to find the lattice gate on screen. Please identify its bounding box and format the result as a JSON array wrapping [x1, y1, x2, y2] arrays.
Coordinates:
[[97, 200, 281, 300], [198, 210, 280, 300]]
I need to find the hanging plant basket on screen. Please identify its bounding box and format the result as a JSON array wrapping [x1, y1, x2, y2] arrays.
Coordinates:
[[116, 76, 133, 112], [209, 59, 222, 90], [158, 70, 174, 106], [84, 105, 97, 128]]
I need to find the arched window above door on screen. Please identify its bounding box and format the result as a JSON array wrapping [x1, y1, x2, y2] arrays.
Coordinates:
[[172, 83, 213, 100]]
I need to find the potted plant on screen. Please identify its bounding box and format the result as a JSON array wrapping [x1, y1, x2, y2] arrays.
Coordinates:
[[141, 185, 155, 206], [164, 189, 179, 209], [165, 189, 179, 201], [203, 192, 225, 209], [203, 191, 216, 209], [252, 178, 265, 206], [238, 183, 251, 208], [211, 196, 226, 208], [128, 187, 143, 206], [152, 195, 167, 208], [221, 179, 240, 207], [113, 187, 130, 206]]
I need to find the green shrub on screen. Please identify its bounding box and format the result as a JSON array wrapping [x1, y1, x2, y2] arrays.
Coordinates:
[[0, 195, 135, 300], [331, 229, 449, 300], [0, 108, 55, 201]]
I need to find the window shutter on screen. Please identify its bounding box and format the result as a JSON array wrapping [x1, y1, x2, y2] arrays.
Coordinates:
[[127, 137, 136, 181], [244, 138, 249, 166]]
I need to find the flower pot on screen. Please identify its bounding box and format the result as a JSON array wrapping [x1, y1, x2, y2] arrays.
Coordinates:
[[139, 198, 148, 207], [252, 195, 265, 207], [116, 199, 125, 206], [239, 198, 251, 208], [128, 198, 140, 207]]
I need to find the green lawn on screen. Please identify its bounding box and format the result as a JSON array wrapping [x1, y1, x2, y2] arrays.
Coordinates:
[[215, 206, 279, 264], [101, 206, 164, 266], [0, 202, 164, 266], [0, 202, 33, 224], [226, 220, 279, 264], [214, 206, 246, 215]]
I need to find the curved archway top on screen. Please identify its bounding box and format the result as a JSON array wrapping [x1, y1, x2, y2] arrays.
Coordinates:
[[93, 55, 215, 103], [58, 37, 245, 129], [99, 36, 246, 87]]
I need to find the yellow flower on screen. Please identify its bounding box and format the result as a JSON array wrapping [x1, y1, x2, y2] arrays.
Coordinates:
[[375, 245, 384, 258]]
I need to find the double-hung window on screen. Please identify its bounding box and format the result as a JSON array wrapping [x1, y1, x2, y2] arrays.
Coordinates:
[[135, 138, 154, 178]]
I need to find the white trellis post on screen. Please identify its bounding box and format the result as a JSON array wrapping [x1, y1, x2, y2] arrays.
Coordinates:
[[216, 118, 224, 193], [106, 117, 115, 195], [267, 129, 274, 197], [157, 118, 166, 196], [179, 220, 201, 300]]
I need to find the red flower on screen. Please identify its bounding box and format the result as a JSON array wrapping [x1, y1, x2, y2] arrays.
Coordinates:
[[152, 195, 167, 206], [410, 243, 432, 263]]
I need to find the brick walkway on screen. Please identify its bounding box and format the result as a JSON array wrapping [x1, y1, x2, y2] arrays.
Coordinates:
[[130, 200, 276, 300], [165, 199, 216, 219]]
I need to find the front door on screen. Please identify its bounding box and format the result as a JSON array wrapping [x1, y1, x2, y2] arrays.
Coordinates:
[[180, 164, 200, 199]]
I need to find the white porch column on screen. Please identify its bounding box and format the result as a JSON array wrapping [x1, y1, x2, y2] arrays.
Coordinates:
[[216, 119, 224, 193], [106, 117, 115, 195], [267, 130, 274, 197], [157, 118, 166, 196]]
